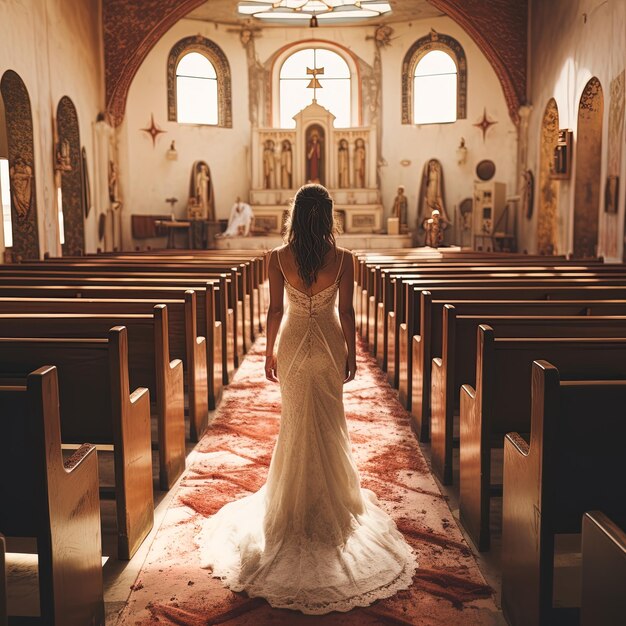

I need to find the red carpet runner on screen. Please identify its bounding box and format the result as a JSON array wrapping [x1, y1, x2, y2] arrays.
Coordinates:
[[117, 337, 500, 625]]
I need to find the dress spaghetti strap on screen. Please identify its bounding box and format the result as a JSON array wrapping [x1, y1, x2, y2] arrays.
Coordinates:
[[276, 248, 290, 285], [334, 249, 345, 283]]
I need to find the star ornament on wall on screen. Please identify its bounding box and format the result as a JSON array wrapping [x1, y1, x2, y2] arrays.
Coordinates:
[[474, 108, 498, 142], [140, 114, 167, 147]]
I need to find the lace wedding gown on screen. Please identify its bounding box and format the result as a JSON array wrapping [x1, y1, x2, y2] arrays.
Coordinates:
[[196, 250, 417, 614]]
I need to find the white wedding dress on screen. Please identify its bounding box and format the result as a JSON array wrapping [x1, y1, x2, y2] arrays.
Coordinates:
[[196, 250, 417, 614]]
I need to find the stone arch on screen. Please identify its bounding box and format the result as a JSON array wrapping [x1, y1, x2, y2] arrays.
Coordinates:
[[167, 35, 232, 128], [0, 70, 39, 260], [402, 30, 467, 125], [536, 98, 560, 254], [57, 96, 85, 256], [573, 77, 604, 258]]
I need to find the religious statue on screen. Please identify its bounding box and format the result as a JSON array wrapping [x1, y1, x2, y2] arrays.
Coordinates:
[[221, 197, 254, 237], [338, 139, 349, 188], [108, 160, 119, 203], [354, 138, 366, 188], [306, 127, 324, 184], [55, 138, 71, 172], [280, 140, 292, 189], [187, 160, 215, 220], [9, 157, 33, 218], [423, 209, 444, 248], [417, 159, 450, 238], [263, 139, 276, 189], [392, 185, 408, 233]]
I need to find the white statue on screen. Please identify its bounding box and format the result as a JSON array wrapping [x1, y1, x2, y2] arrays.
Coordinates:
[[222, 197, 254, 237]]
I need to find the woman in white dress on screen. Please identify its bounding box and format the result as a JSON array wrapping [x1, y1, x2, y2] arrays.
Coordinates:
[[197, 184, 417, 614]]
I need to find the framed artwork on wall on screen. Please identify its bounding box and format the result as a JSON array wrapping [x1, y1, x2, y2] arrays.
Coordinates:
[[550, 129, 573, 179]]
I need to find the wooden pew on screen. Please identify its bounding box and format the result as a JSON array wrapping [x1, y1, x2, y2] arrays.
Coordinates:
[[400, 276, 626, 410], [462, 329, 626, 551], [0, 281, 232, 392], [0, 328, 153, 560], [501, 361, 626, 625], [0, 366, 105, 624], [405, 284, 626, 440], [0, 312, 185, 490], [367, 262, 626, 360], [0, 294, 214, 438], [581, 511, 626, 626], [31, 255, 256, 350], [431, 303, 626, 484], [0, 271, 238, 373]]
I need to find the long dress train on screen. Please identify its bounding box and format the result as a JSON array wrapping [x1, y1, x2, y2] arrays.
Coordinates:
[[196, 250, 417, 614]]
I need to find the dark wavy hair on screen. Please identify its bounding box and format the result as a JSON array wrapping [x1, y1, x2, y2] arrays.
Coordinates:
[[284, 184, 339, 287]]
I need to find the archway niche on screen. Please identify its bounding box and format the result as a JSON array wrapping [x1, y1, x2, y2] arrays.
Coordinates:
[[536, 98, 560, 254], [573, 77, 604, 258], [57, 96, 85, 256], [0, 70, 40, 260]]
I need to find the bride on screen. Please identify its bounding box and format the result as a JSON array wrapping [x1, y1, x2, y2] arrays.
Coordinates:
[[197, 184, 417, 614]]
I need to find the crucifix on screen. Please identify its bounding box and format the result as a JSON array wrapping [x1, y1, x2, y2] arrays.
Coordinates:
[[306, 66, 324, 102]]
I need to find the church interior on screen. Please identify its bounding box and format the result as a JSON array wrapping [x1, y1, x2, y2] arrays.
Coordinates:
[[1, 0, 625, 624]]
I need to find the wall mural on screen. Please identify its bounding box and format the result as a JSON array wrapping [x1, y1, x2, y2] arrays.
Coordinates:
[[0, 70, 40, 260], [573, 77, 603, 259], [57, 96, 85, 256], [537, 98, 560, 255], [605, 71, 624, 259]]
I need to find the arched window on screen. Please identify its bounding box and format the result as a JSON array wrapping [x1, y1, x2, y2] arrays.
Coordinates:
[[279, 48, 351, 128], [413, 51, 457, 124], [167, 36, 232, 128], [176, 52, 218, 125], [402, 31, 467, 125]]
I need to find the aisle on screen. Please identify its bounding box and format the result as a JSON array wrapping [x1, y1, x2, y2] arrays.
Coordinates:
[[117, 338, 501, 625]]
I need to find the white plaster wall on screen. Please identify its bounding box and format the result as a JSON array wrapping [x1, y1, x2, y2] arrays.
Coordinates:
[[524, 0, 626, 261], [122, 15, 517, 249], [0, 0, 103, 257]]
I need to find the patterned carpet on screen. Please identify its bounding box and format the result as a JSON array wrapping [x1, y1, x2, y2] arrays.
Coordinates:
[[116, 337, 501, 625]]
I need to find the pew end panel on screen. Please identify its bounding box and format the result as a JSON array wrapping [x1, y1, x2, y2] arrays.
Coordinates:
[[184, 291, 209, 440], [503, 361, 626, 626], [398, 323, 408, 402], [431, 304, 456, 485], [108, 327, 154, 560], [0, 366, 105, 625], [387, 312, 396, 386], [154, 306, 186, 490], [376, 302, 385, 368], [410, 335, 428, 442], [367, 295, 376, 354], [581, 511, 626, 626]]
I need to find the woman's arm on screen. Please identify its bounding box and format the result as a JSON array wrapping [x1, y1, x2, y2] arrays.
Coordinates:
[[265, 249, 284, 382], [338, 251, 357, 383]]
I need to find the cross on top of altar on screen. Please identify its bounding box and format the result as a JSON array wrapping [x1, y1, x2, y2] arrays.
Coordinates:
[[306, 66, 324, 100]]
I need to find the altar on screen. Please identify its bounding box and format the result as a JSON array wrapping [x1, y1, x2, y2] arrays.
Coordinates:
[[248, 101, 384, 235]]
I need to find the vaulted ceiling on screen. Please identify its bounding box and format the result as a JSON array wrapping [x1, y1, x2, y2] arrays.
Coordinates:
[[102, 0, 527, 126]]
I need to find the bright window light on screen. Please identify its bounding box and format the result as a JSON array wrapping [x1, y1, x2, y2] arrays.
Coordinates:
[[57, 186, 65, 245], [413, 50, 457, 125], [0, 159, 12, 248], [176, 52, 218, 125], [279, 48, 350, 128]]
